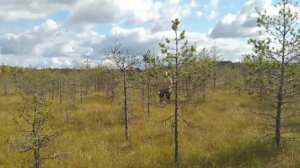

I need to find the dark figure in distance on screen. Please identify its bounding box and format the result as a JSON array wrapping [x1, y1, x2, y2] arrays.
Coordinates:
[[159, 72, 173, 102]]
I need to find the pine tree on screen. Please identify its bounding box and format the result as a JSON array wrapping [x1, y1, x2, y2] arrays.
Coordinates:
[[159, 18, 196, 164], [249, 0, 300, 146], [13, 96, 64, 168]]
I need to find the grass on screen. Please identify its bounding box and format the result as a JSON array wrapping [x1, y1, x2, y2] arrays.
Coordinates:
[[0, 87, 299, 168]]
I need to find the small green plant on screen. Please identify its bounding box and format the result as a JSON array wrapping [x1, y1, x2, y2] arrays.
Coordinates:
[[13, 96, 65, 168]]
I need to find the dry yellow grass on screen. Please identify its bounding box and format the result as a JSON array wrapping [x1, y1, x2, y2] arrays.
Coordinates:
[[0, 88, 299, 168]]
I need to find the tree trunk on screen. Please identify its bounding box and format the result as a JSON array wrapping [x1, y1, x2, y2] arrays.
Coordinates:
[[174, 77, 179, 165], [123, 70, 129, 140], [141, 85, 145, 112], [80, 83, 83, 104], [213, 66, 216, 87], [259, 84, 264, 103], [72, 78, 76, 108], [14, 76, 17, 94], [97, 75, 101, 92], [33, 119, 41, 168], [59, 81, 63, 104], [275, 54, 285, 147], [3, 75, 8, 95], [111, 76, 115, 98], [147, 80, 150, 117], [275, 6, 287, 146], [275, 87, 282, 146], [224, 77, 227, 92], [51, 81, 55, 101], [174, 31, 179, 165], [34, 144, 41, 168], [202, 79, 205, 101]]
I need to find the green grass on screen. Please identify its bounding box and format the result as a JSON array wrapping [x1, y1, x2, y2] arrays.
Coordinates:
[[0, 88, 299, 168]]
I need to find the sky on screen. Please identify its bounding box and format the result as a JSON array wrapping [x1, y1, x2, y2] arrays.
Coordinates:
[[0, 0, 284, 67]]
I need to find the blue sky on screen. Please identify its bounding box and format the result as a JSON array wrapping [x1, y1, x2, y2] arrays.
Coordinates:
[[0, 0, 287, 67]]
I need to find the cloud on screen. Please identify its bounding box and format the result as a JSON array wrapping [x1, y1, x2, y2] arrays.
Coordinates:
[[0, 20, 163, 67], [208, 11, 216, 20], [116, 0, 197, 32], [203, 0, 219, 20], [0, 19, 60, 56], [0, 18, 252, 68], [0, 19, 104, 67], [204, 0, 219, 10], [67, 0, 120, 24], [196, 11, 203, 17], [182, 32, 251, 62], [150, 0, 197, 32], [97, 26, 162, 56], [209, 0, 274, 38], [116, 0, 162, 23], [0, 0, 197, 35], [210, 0, 219, 9], [0, 0, 266, 67], [0, 0, 77, 21], [67, 0, 197, 33]]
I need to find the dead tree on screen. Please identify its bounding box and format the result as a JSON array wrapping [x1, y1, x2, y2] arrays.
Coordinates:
[[210, 42, 220, 87], [108, 40, 140, 140]]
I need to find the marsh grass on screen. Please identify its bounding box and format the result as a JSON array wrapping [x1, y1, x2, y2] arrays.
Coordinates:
[[0, 88, 299, 167]]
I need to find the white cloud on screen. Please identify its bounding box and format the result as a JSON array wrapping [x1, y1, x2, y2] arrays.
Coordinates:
[[0, 19, 104, 67], [68, 0, 120, 24], [210, 0, 219, 9], [0, 20, 162, 67], [209, 0, 274, 38], [113, 0, 198, 33], [182, 32, 251, 62], [103, 25, 163, 54], [39, 19, 59, 31], [0, 18, 252, 67], [0, 0, 197, 34], [208, 10, 216, 20], [0, 0, 269, 67], [0, 0, 77, 21], [116, 0, 162, 23], [222, 13, 236, 24], [196, 11, 203, 17], [67, 0, 197, 33], [203, 0, 219, 20]]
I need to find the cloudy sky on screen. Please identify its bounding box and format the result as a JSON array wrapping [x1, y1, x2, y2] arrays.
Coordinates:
[[0, 0, 281, 67]]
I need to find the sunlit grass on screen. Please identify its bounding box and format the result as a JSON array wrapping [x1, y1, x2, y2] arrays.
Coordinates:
[[0, 88, 299, 167]]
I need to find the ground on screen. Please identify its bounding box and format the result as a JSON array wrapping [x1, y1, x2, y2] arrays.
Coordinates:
[[0, 87, 299, 168]]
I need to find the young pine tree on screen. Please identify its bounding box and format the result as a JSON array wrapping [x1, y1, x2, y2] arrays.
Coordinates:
[[141, 49, 160, 116], [159, 18, 196, 164], [13, 96, 64, 168], [249, 0, 300, 146]]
